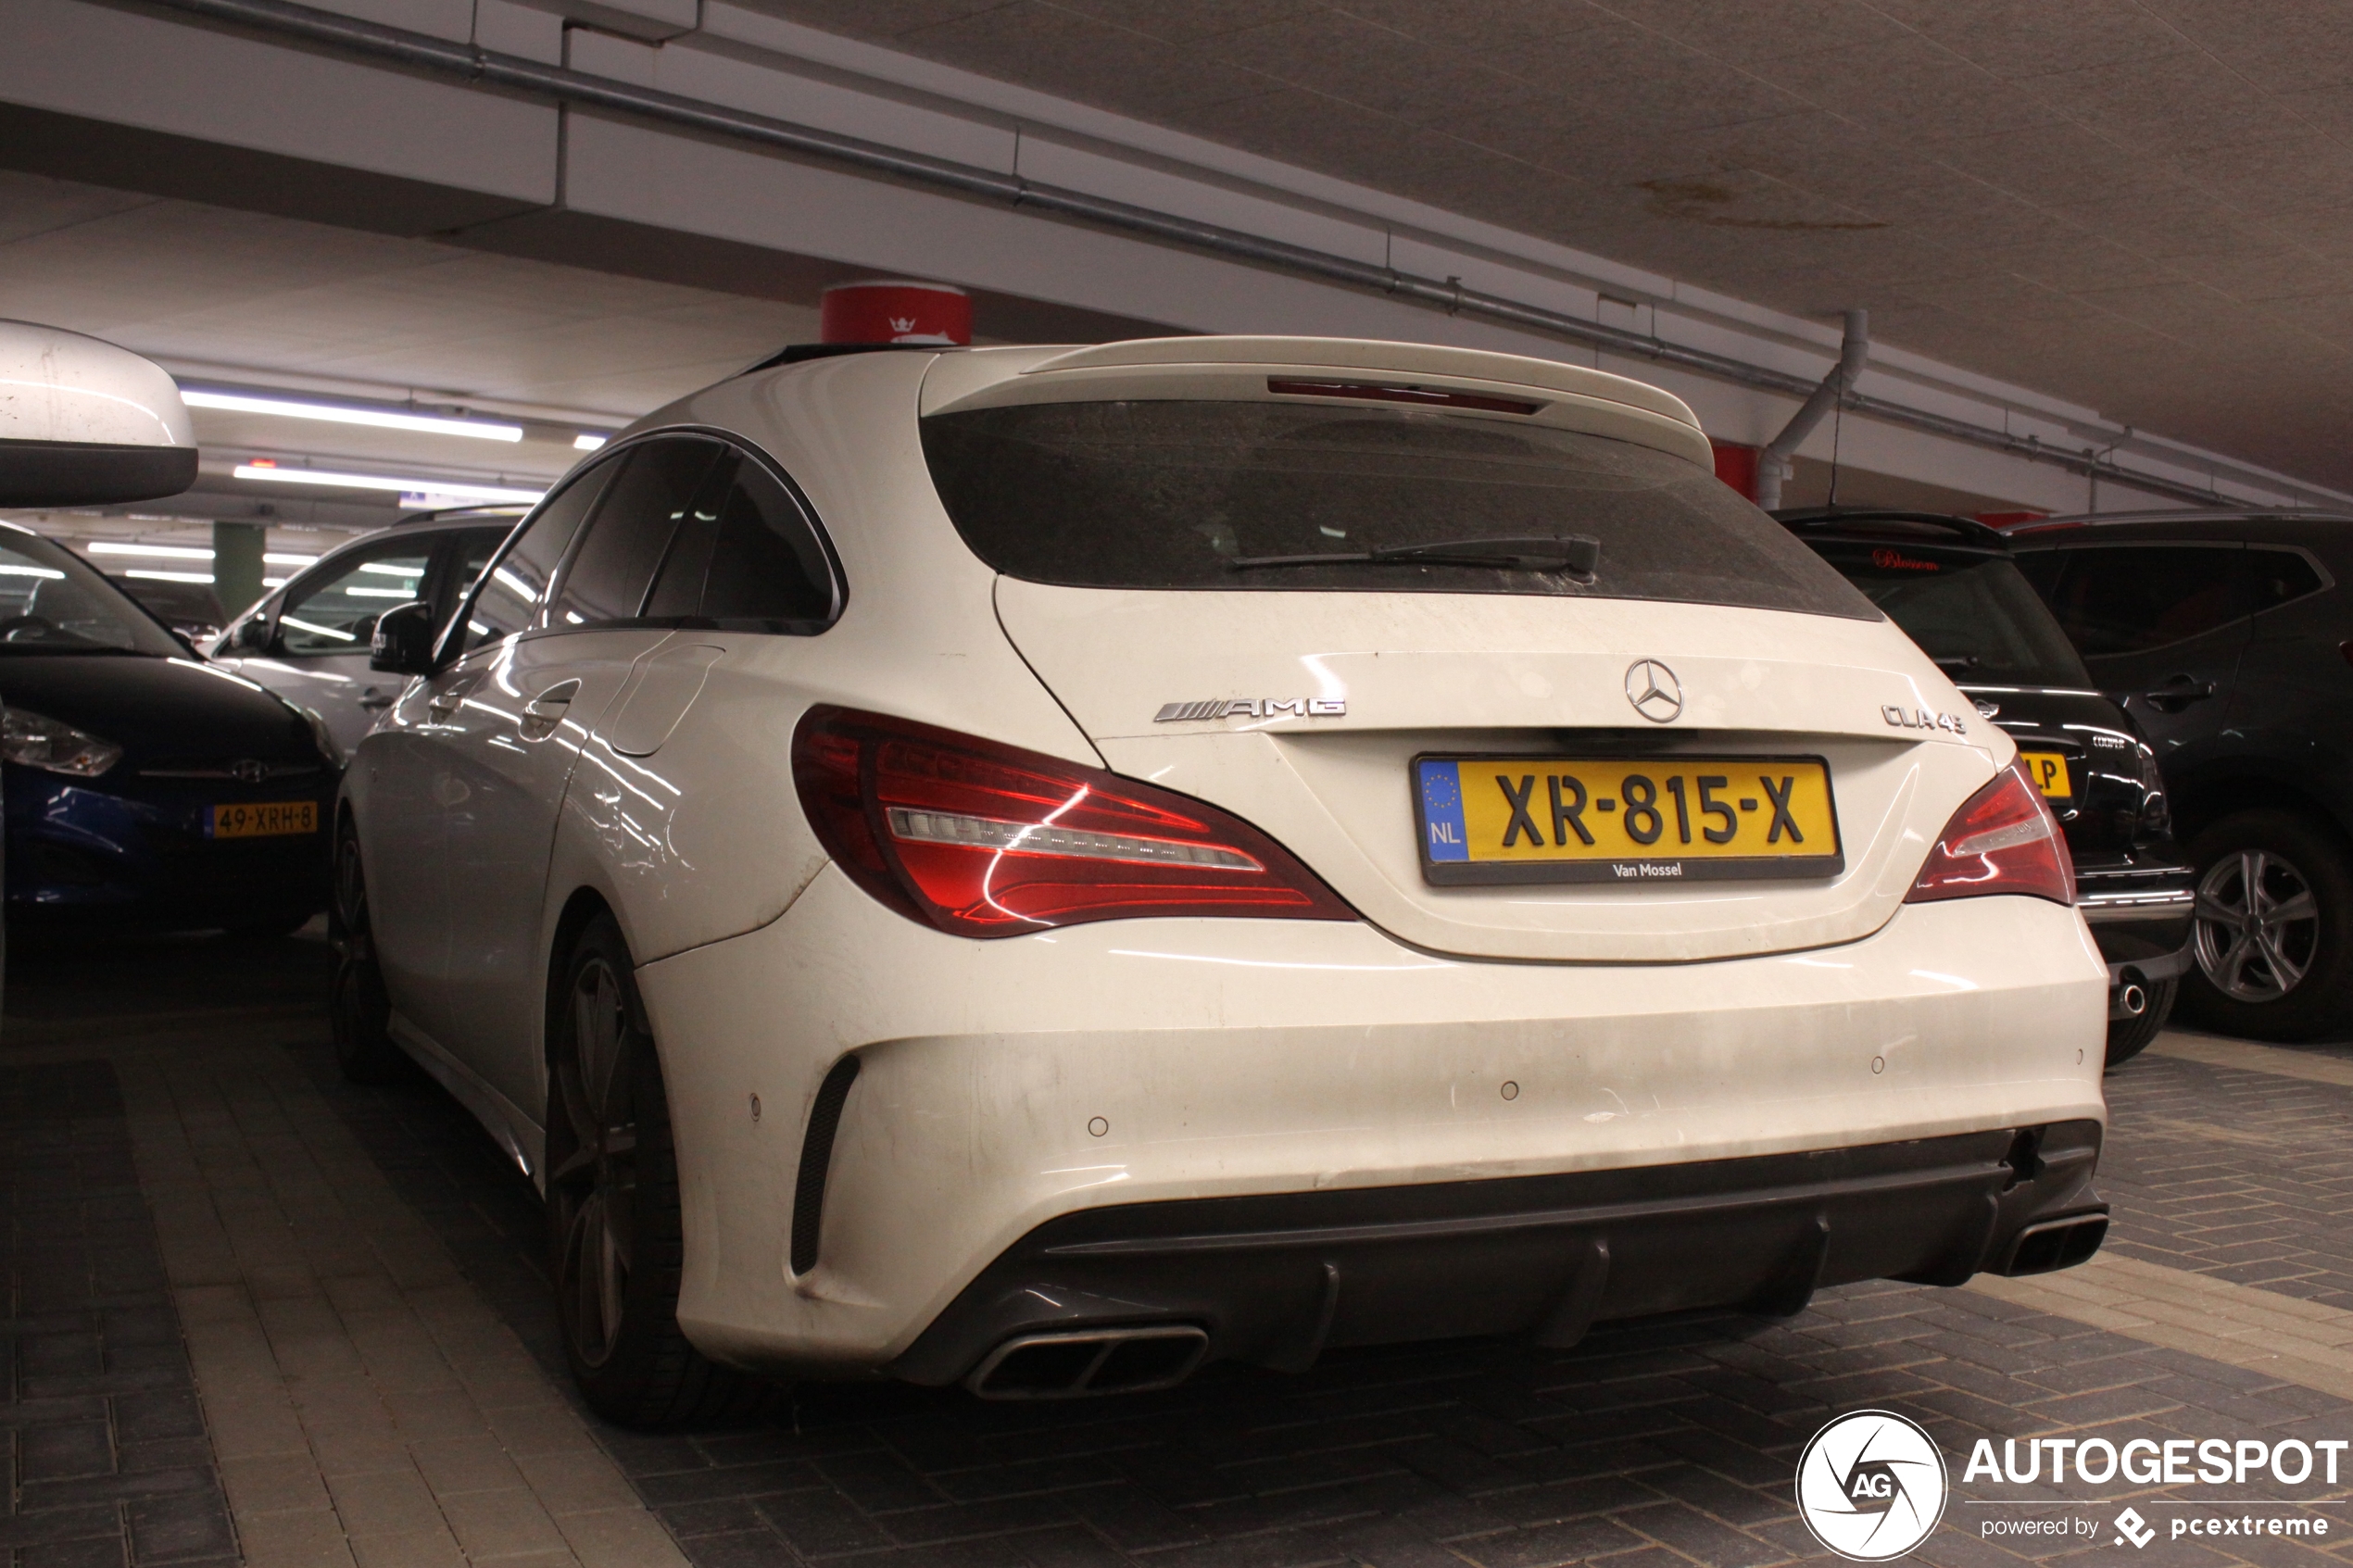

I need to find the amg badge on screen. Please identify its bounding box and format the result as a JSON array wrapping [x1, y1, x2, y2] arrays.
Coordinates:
[[1155, 697, 1347, 722]]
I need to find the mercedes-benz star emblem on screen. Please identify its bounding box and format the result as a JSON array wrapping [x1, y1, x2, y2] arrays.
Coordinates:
[[1624, 659, 1682, 723], [231, 759, 269, 784]]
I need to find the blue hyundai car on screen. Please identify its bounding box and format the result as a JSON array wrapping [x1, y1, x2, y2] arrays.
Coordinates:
[[0, 523, 338, 935]]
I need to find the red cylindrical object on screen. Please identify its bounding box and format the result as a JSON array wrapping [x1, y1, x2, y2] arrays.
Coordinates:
[[819, 280, 973, 345]]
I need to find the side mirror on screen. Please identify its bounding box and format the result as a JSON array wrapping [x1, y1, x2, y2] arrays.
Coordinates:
[[369, 601, 440, 675], [233, 617, 273, 651], [0, 320, 196, 506]]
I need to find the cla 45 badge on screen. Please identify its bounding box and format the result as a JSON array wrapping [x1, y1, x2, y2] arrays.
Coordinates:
[[1883, 705, 1968, 735]]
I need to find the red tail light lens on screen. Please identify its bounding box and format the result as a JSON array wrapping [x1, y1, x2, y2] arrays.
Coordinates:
[[1905, 760, 2075, 907], [791, 706, 1356, 936]]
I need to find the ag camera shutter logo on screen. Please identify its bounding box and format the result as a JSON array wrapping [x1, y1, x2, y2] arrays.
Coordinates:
[[1796, 1411, 1949, 1561]]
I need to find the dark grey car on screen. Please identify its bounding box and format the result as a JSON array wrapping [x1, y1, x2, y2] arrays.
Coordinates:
[[2008, 509, 2353, 1041]]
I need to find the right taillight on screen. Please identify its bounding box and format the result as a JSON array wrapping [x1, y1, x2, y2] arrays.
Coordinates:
[[1906, 760, 2075, 907], [790, 705, 1356, 937]]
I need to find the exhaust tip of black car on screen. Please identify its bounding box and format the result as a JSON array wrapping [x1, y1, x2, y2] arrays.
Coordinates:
[[2000, 1210, 2108, 1276], [966, 1325, 1209, 1399]]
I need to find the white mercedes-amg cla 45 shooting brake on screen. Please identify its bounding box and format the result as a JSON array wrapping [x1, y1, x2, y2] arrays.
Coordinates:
[[336, 336, 2110, 1425]]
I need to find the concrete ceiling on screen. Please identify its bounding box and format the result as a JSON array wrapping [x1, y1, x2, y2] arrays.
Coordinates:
[[0, 168, 1166, 546], [736, 0, 2353, 487], [0, 170, 816, 428]]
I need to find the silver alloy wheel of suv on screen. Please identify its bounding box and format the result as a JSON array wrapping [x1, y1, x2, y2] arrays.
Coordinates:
[[2193, 847, 2320, 1003]]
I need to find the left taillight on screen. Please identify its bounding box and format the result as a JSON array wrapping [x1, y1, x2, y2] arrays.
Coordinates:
[[790, 706, 1357, 936], [1906, 759, 2075, 908]]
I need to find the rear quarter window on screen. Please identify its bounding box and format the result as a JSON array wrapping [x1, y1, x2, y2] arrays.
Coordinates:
[[921, 399, 1877, 620]]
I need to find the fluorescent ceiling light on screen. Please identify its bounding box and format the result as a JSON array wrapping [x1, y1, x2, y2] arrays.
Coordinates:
[[574, 433, 610, 451], [359, 561, 424, 576], [124, 569, 216, 584], [262, 577, 288, 588], [185, 389, 523, 443], [87, 541, 213, 560], [0, 565, 66, 581], [233, 463, 545, 505], [342, 586, 416, 598], [262, 552, 317, 568]]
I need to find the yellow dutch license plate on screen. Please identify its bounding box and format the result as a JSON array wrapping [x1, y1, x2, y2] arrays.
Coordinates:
[[1416, 756, 1843, 885], [2018, 750, 2071, 799], [208, 801, 318, 839]]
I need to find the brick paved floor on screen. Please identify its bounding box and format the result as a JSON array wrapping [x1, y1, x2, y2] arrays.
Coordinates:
[[2096, 1050, 2353, 1308], [0, 1059, 234, 1568], [14, 935, 2353, 1568]]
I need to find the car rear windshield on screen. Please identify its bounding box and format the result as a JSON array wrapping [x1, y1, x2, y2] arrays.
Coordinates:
[[1806, 540, 2093, 688], [921, 399, 1879, 619]]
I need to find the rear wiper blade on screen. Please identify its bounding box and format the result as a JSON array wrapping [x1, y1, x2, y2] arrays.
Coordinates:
[[1227, 534, 1601, 575]]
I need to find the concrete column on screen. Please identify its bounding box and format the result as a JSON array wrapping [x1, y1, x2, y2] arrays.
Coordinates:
[[212, 521, 266, 620]]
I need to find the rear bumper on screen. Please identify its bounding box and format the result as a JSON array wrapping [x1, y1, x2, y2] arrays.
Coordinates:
[[2076, 864, 2195, 997], [637, 872, 2108, 1378], [889, 1121, 2106, 1389]]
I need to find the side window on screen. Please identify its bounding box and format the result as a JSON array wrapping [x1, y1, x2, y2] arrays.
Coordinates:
[[464, 459, 618, 651], [2247, 548, 2326, 616], [278, 540, 434, 657], [644, 450, 838, 631], [547, 438, 725, 629], [2043, 546, 2252, 657]]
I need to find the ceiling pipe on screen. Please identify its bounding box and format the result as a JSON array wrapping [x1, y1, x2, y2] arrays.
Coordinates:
[[1755, 310, 1868, 512], [136, 0, 2282, 508]]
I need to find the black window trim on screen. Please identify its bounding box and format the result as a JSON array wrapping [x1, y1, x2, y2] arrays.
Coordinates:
[[436, 425, 847, 662]]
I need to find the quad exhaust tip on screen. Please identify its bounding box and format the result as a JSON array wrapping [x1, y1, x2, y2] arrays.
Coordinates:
[[966, 1325, 1209, 1400], [2001, 1211, 2108, 1276]]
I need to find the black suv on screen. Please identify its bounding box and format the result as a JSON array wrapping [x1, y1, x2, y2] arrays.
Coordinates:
[[2005, 509, 2353, 1042], [1779, 510, 2194, 1063]]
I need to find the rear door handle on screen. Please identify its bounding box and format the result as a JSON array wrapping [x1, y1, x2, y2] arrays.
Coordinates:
[[519, 679, 581, 739], [2143, 677, 2217, 711]]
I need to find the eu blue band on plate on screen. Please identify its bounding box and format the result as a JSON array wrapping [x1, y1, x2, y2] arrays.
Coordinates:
[[1417, 759, 1469, 862]]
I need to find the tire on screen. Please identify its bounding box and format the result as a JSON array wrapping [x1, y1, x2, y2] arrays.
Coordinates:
[[546, 913, 766, 1428], [2104, 974, 2176, 1069], [328, 821, 407, 1084], [2181, 809, 2353, 1043]]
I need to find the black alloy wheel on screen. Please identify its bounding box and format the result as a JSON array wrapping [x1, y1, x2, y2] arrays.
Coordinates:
[[2183, 810, 2353, 1042], [328, 820, 405, 1083], [545, 913, 764, 1427], [2103, 975, 2176, 1070]]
